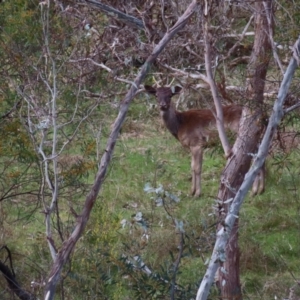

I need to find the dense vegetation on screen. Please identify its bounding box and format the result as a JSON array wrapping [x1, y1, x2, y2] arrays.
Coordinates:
[[1, 1, 300, 299]]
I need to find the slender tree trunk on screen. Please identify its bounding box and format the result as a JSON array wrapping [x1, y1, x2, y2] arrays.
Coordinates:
[[196, 35, 300, 300], [216, 2, 274, 299], [216, 106, 262, 299], [43, 2, 198, 299]]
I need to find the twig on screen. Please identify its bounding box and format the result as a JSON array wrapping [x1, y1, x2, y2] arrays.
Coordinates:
[[69, 58, 140, 88], [0, 246, 36, 300], [284, 101, 300, 114], [161, 63, 208, 83], [84, 0, 144, 30], [170, 232, 184, 300], [203, 9, 232, 158], [263, 1, 284, 74], [221, 15, 254, 62]]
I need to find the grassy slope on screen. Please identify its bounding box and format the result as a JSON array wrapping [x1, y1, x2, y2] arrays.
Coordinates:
[[91, 100, 300, 299], [1, 99, 300, 299]]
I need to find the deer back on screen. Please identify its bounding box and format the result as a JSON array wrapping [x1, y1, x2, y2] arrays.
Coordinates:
[[222, 105, 243, 133], [144, 85, 242, 147], [176, 106, 242, 147]]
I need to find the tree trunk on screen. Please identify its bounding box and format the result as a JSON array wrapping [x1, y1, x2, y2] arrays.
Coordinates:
[[196, 35, 300, 300], [217, 1, 274, 299], [216, 107, 263, 299]]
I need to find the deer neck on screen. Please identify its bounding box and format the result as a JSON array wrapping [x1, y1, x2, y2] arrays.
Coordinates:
[[160, 104, 180, 139]]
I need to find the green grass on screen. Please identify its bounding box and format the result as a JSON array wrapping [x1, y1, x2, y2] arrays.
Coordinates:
[[1, 105, 300, 299], [237, 156, 300, 299]]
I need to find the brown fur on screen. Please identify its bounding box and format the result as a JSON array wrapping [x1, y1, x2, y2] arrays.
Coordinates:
[[145, 85, 264, 197]]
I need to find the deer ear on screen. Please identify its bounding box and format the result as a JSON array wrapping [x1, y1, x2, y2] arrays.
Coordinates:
[[144, 85, 157, 95], [171, 86, 182, 95]]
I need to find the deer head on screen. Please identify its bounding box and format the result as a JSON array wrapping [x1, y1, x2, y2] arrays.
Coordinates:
[[144, 85, 182, 111]]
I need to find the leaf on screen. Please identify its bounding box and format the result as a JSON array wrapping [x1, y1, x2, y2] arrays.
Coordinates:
[[37, 117, 51, 129], [155, 184, 164, 194], [155, 197, 163, 207], [139, 220, 149, 232], [120, 219, 127, 228], [134, 212, 143, 221], [175, 219, 185, 233], [165, 191, 180, 203], [144, 182, 154, 193]]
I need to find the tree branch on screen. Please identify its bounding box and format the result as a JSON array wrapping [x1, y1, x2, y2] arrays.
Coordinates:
[[84, 0, 144, 30], [0, 246, 36, 300], [43, 2, 198, 299], [196, 35, 300, 300], [203, 13, 232, 158], [263, 1, 284, 74]]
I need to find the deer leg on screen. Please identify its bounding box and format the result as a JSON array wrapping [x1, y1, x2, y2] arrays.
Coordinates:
[[251, 162, 266, 196], [190, 145, 203, 197]]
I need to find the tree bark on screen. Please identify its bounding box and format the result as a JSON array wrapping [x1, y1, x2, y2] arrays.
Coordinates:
[[196, 34, 300, 300], [216, 2, 274, 299]]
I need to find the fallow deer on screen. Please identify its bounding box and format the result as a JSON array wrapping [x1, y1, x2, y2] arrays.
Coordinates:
[[145, 85, 265, 197]]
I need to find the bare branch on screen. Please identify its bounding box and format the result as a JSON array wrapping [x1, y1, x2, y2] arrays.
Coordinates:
[[161, 63, 209, 83], [0, 246, 36, 300], [263, 1, 285, 74], [43, 2, 198, 299], [160, 0, 169, 31], [196, 35, 300, 300], [69, 58, 140, 87], [203, 9, 232, 157], [284, 101, 300, 114], [0, 99, 21, 120], [221, 32, 255, 38], [221, 15, 254, 62], [84, 0, 144, 30]]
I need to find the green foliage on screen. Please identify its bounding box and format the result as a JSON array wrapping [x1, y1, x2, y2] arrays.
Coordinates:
[[1, 1, 300, 299]]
